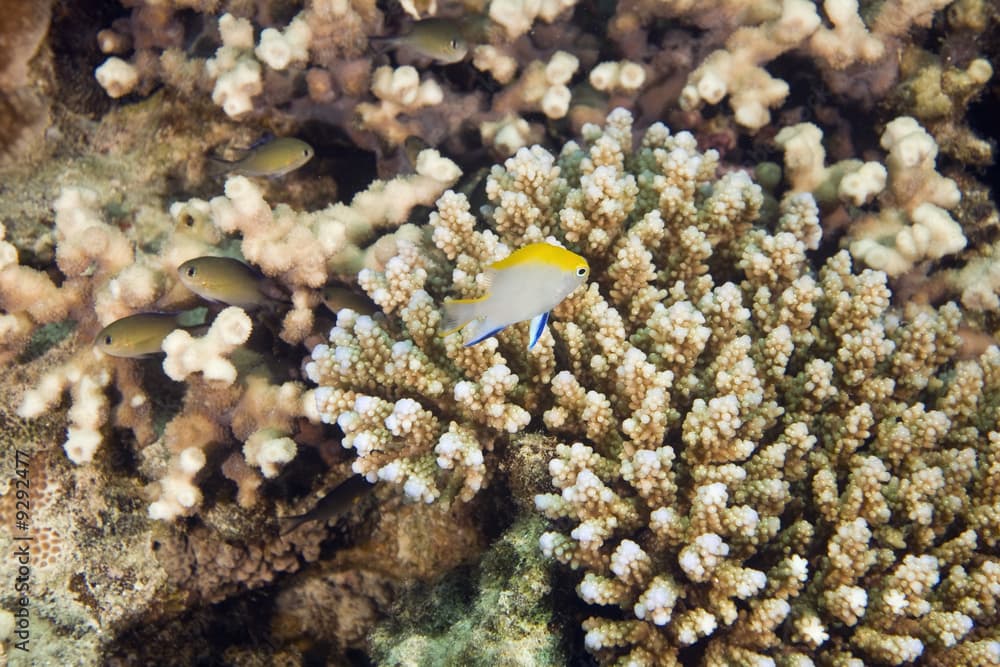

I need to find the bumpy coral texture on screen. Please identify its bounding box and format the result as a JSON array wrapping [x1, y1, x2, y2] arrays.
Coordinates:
[[309, 109, 1000, 664]]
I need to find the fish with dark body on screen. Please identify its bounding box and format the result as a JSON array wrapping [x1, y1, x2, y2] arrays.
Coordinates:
[[177, 256, 279, 310], [321, 285, 379, 316], [210, 137, 314, 177], [370, 18, 471, 64], [280, 474, 375, 535], [95, 312, 187, 358]]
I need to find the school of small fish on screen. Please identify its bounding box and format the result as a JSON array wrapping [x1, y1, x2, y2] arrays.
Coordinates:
[[97, 29, 595, 537], [95, 256, 374, 358]]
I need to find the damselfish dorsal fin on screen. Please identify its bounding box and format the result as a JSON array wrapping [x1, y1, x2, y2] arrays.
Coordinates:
[[528, 311, 549, 349]]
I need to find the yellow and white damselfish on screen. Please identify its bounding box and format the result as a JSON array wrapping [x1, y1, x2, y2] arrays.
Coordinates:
[[441, 242, 590, 349]]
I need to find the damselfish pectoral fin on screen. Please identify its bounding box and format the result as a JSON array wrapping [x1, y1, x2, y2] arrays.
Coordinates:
[[440, 296, 487, 336], [528, 311, 549, 350], [479, 268, 496, 291]]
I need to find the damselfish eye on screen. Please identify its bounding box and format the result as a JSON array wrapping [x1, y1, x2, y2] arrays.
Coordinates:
[[104, 335, 113, 346], [450, 38, 458, 49], [576, 267, 587, 277], [186, 266, 197, 278]]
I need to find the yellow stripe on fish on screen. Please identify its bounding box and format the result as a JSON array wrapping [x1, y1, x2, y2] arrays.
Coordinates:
[[441, 242, 589, 349], [489, 242, 590, 274]]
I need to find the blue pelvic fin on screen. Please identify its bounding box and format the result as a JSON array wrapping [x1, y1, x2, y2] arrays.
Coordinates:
[[528, 311, 550, 350], [466, 325, 505, 347]]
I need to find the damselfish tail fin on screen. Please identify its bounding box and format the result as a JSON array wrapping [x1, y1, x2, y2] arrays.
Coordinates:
[[279, 513, 309, 536], [440, 297, 484, 336], [367, 35, 396, 57], [205, 153, 236, 178]]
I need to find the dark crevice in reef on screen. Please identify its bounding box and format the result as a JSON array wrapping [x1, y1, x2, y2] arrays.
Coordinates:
[[50, 0, 127, 117]]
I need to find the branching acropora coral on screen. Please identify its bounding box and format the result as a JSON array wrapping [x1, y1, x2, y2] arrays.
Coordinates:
[[777, 115, 967, 277], [308, 108, 1000, 664], [621, 0, 954, 131]]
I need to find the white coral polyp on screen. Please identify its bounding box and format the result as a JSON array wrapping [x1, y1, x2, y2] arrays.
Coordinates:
[[610, 539, 649, 579], [244, 431, 298, 478], [95, 57, 139, 98], [678, 533, 728, 581], [64, 428, 101, 465], [634, 576, 679, 625], [403, 474, 437, 503]]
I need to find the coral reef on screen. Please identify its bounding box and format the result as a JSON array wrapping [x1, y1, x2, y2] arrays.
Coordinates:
[[776, 114, 967, 277], [0, 0, 997, 663], [302, 107, 1000, 664]]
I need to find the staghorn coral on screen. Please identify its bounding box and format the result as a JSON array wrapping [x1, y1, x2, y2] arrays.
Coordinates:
[[308, 108, 1000, 664], [845, 116, 967, 278], [774, 121, 887, 207], [89, 0, 992, 149], [893, 47, 994, 164], [604, 0, 980, 139], [356, 65, 447, 145], [91, 3, 501, 160], [85, 0, 993, 212], [492, 50, 580, 120], [671, 0, 954, 130], [677, 0, 825, 131]]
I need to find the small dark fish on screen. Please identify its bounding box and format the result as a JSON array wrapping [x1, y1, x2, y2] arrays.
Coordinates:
[[456, 166, 490, 215], [570, 82, 608, 110], [279, 474, 374, 535], [178, 256, 279, 310], [322, 285, 378, 316], [402, 135, 431, 170], [209, 137, 314, 177], [370, 18, 469, 64], [95, 312, 184, 358]]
